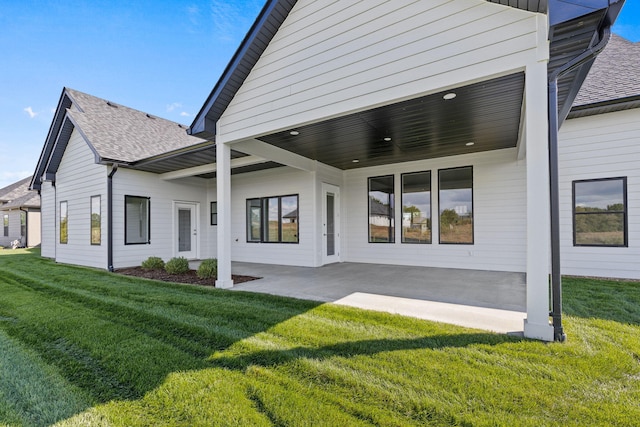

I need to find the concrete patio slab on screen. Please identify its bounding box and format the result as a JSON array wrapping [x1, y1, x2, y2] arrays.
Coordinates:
[[224, 261, 527, 335]]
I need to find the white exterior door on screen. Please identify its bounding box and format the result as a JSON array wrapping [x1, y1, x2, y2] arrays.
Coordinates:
[[175, 202, 198, 259], [322, 183, 340, 265]]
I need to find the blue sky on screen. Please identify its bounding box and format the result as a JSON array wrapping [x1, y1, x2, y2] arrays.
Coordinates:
[[0, 0, 638, 189]]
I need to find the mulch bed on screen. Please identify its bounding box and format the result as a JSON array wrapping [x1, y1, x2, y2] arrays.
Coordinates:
[[116, 267, 259, 287]]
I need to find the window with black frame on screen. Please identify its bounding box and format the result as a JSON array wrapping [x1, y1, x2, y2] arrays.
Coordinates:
[[439, 167, 473, 244], [368, 175, 394, 243], [246, 195, 298, 243], [125, 196, 150, 245], [573, 177, 627, 247], [402, 171, 431, 243]]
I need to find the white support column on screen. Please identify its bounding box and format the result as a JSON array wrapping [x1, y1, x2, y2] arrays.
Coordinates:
[[216, 139, 234, 289], [523, 59, 554, 341]]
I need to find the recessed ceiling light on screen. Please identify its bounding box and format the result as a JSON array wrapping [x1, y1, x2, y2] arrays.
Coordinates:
[[289, 130, 300, 136], [383, 137, 392, 142], [466, 141, 475, 146], [352, 159, 359, 163], [443, 93, 457, 100]]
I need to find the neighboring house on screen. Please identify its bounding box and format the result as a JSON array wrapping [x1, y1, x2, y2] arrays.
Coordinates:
[[31, 0, 625, 341], [0, 176, 41, 248], [559, 34, 640, 280]]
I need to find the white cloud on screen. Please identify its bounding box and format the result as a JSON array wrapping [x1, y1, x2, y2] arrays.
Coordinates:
[[24, 107, 37, 118], [0, 171, 32, 189], [209, 0, 262, 42], [166, 102, 182, 112], [180, 111, 190, 117]]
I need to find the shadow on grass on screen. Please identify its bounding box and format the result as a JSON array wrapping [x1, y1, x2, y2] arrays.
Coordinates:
[[211, 333, 522, 372], [563, 276, 640, 326]]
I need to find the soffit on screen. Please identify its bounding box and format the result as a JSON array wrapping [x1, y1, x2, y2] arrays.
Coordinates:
[[257, 73, 525, 170]]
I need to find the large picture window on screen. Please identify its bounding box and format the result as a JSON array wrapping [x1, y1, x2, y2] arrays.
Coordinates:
[[573, 177, 627, 247], [439, 167, 473, 244], [368, 175, 395, 243], [3, 214, 8, 237], [60, 201, 68, 244], [246, 195, 298, 243], [125, 196, 150, 245], [91, 195, 101, 245], [402, 171, 431, 243]]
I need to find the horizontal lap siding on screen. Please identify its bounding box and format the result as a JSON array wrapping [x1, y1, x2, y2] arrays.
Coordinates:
[[229, 167, 317, 266], [0, 210, 24, 247], [342, 148, 526, 272], [112, 170, 210, 268], [559, 109, 640, 279], [219, 0, 539, 141], [54, 129, 108, 269], [40, 183, 55, 258]]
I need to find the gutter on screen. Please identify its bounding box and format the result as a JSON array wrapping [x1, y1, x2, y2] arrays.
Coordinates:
[[547, 25, 612, 342], [107, 164, 119, 272]]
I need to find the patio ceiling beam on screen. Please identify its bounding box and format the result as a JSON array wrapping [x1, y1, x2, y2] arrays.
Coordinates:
[[231, 139, 317, 172], [159, 155, 267, 180]]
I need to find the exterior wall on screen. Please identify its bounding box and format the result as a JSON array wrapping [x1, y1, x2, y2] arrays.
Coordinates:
[[27, 211, 41, 247], [0, 209, 24, 247], [54, 128, 108, 269], [219, 0, 543, 142], [229, 166, 318, 266], [343, 148, 526, 272], [225, 150, 526, 272], [111, 169, 211, 268], [40, 182, 55, 258], [559, 108, 640, 279]]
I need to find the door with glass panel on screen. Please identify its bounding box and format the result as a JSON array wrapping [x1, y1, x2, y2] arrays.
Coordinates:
[[175, 202, 198, 259], [322, 183, 341, 265]]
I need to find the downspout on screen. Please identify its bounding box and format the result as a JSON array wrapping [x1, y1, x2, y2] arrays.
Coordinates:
[[548, 25, 612, 342], [107, 164, 119, 272]]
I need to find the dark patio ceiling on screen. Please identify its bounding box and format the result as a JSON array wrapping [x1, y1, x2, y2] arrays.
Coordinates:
[[257, 72, 525, 170]]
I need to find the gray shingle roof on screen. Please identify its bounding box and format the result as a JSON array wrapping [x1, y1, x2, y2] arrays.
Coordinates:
[[0, 176, 33, 203], [573, 34, 640, 107], [0, 176, 39, 209], [65, 88, 206, 163]]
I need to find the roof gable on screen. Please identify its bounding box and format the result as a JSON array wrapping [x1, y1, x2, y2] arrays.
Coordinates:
[[31, 88, 206, 190]]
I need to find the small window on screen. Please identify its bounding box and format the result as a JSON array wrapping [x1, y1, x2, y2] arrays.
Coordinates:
[[20, 211, 26, 237], [402, 171, 431, 243], [125, 196, 150, 245], [91, 196, 101, 245], [210, 202, 217, 226], [60, 201, 68, 244], [439, 166, 473, 244], [573, 177, 627, 247], [368, 175, 395, 243], [246, 195, 299, 243], [3, 214, 8, 237]]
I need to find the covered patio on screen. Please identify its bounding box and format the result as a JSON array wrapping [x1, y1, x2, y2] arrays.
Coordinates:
[[228, 261, 527, 335]]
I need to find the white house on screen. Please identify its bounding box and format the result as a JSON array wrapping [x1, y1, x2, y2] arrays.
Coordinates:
[[0, 176, 41, 248], [559, 34, 640, 280], [31, 0, 626, 341]]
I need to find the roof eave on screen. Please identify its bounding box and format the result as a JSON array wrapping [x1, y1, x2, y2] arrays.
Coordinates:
[[188, 0, 298, 138]]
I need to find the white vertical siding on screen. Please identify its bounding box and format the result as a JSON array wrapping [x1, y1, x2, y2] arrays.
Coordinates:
[[228, 166, 318, 267], [219, 0, 541, 142], [342, 148, 527, 272], [111, 169, 210, 268], [40, 182, 55, 258], [54, 129, 108, 269], [559, 108, 640, 279]]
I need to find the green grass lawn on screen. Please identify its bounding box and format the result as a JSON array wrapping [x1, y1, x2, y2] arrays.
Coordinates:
[[1, 249, 639, 426]]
